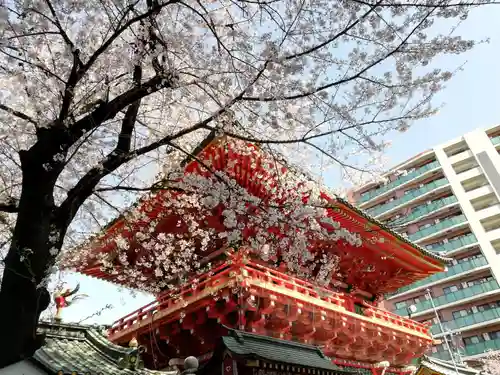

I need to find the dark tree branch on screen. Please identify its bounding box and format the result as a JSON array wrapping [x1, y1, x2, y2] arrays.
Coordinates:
[[117, 65, 142, 153], [44, 0, 174, 126], [0, 197, 18, 213], [43, 0, 83, 67], [216, 114, 421, 145], [282, 0, 383, 61], [68, 73, 170, 143], [55, 64, 145, 227], [242, 7, 436, 102], [82, 0, 176, 75], [352, 0, 500, 8], [180, 128, 217, 167], [55, 101, 232, 231], [58, 49, 82, 122], [0, 49, 64, 83], [4, 31, 60, 40], [0, 104, 38, 126], [56, 121, 205, 228], [93, 192, 122, 213], [95, 185, 165, 193]]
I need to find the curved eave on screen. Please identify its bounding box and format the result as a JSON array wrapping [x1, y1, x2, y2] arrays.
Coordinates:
[[67, 137, 450, 283], [334, 197, 452, 267]]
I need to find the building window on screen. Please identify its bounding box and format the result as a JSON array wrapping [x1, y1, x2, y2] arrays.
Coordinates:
[[433, 343, 446, 352], [452, 309, 469, 319], [443, 285, 459, 294], [489, 331, 500, 340], [463, 335, 483, 346], [478, 304, 487, 312], [467, 277, 493, 288], [419, 223, 432, 230], [477, 301, 500, 312], [395, 301, 407, 310], [457, 253, 482, 264]]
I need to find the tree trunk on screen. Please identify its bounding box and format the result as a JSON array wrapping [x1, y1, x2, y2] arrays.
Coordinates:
[[0, 147, 60, 368], [0, 265, 50, 368]]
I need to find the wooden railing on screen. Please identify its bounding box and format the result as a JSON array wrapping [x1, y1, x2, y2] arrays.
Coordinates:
[[109, 260, 431, 339], [110, 263, 232, 334], [364, 304, 430, 335], [243, 262, 346, 307]]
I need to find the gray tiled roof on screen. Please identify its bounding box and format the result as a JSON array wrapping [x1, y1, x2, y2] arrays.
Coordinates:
[[420, 356, 480, 375], [221, 329, 353, 374], [334, 366, 372, 375], [32, 322, 176, 375]]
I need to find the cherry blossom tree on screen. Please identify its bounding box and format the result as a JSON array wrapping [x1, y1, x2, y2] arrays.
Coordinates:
[[481, 350, 500, 375], [0, 0, 495, 367]]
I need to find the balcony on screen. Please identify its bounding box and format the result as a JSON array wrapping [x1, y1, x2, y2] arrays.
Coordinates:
[[393, 280, 500, 316], [359, 161, 441, 203], [487, 227, 500, 242], [462, 337, 500, 357], [477, 204, 500, 221], [431, 306, 500, 335], [388, 256, 488, 298], [367, 178, 449, 217], [390, 196, 459, 226], [424, 233, 477, 254], [108, 257, 432, 367], [491, 136, 500, 146], [430, 351, 453, 361], [433, 337, 500, 358], [408, 215, 467, 242]]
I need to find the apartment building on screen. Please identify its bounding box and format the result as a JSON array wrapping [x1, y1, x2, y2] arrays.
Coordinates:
[[352, 125, 500, 363]]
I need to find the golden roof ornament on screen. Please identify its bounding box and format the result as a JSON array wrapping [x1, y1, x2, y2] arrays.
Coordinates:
[[129, 337, 139, 347]]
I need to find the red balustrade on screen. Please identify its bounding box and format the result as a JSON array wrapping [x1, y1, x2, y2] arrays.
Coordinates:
[[242, 262, 346, 307], [109, 259, 431, 341], [363, 305, 430, 335], [109, 264, 234, 334]]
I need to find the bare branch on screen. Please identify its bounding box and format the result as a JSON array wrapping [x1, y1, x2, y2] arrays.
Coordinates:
[[242, 7, 437, 102], [0, 197, 18, 213], [352, 0, 500, 8], [0, 104, 38, 126], [43, 0, 83, 67], [116, 65, 142, 153], [283, 0, 383, 61], [82, 0, 176, 74], [68, 73, 172, 144]]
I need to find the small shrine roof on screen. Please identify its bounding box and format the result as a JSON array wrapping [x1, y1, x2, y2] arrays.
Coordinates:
[[417, 355, 481, 375], [215, 328, 353, 374], [22, 322, 177, 375]]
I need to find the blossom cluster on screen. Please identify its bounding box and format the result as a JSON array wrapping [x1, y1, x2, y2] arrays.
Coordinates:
[[0, 0, 491, 290], [481, 350, 500, 375], [61, 140, 362, 292]]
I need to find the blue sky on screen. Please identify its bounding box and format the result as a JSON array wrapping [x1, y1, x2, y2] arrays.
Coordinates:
[[56, 5, 500, 327]]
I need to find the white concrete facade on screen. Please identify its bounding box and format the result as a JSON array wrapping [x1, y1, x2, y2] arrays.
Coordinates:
[[434, 141, 500, 282], [354, 125, 500, 362]]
